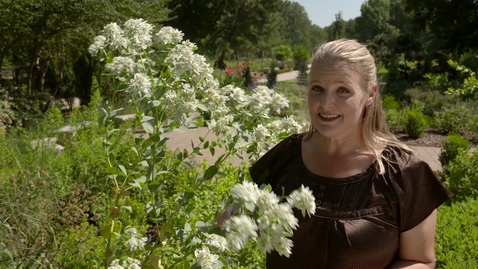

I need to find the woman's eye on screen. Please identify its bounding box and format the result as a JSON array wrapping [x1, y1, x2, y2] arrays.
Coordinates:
[[311, 86, 323, 92], [338, 87, 350, 93]]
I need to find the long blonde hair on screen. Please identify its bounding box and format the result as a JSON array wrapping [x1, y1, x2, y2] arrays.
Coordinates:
[[305, 39, 409, 174]]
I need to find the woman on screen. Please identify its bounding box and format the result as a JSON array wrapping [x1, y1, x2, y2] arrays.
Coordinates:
[[219, 39, 451, 269]]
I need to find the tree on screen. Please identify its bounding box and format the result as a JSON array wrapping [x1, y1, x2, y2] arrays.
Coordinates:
[[167, 0, 287, 69], [280, 2, 313, 49], [0, 0, 170, 106], [326, 12, 346, 40], [403, 0, 478, 53]]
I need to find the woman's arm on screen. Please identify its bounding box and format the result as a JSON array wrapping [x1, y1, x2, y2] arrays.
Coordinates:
[[387, 209, 438, 269]]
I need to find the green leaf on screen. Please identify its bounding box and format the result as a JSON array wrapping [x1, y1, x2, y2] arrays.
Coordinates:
[[148, 254, 162, 269], [101, 221, 114, 239], [142, 121, 154, 134], [118, 165, 127, 177], [121, 206, 132, 212], [106, 167, 118, 175], [176, 152, 183, 161], [142, 115, 155, 122], [203, 141, 209, 149], [202, 165, 219, 181], [196, 103, 208, 111], [149, 133, 161, 143], [199, 136, 205, 142], [209, 146, 215, 156], [184, 222, 192, 232], [183, 148, 188, 159], [148, 182, 161, 192]]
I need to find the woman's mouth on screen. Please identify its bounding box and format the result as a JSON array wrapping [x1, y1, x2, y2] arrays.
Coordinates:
[[319, 113, 340, 121]]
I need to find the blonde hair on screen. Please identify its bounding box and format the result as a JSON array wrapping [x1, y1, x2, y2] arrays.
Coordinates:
[[305, 39, 410, 174]]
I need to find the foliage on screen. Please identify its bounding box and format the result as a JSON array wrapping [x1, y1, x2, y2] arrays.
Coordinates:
[[167, 0, 288, 69], [446, 60, 478, 100], [293, 45, 309, 70], [404, 88, 455, 116], [382, 95, 403, 133], [439, 133, 470, 170], [430, 105, 473, 135], [382, 95, 401, 110], [436, 197, 478, 268], [274, 45, 292, 62], [380, 81, 411, 100], [267, 63, 278, 89], [444, 150, 478, 196], [403, 0, 478, 53], [87, 19, 306, 268], [403, 107, 427, 138]]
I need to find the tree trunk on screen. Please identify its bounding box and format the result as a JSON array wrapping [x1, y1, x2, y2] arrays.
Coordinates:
[[217, 49, 228, 70]]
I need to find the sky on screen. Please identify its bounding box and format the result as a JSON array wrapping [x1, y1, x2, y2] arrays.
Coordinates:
[[292, 0, 366, 28]]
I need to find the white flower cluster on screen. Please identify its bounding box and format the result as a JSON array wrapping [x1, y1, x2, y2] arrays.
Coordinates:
[[194, 247, 223, 269], [223, 181, 315, 257], [108, 257, 141, 269], [89, 19, 306, 156], [205, 233, 228, 252], [124, 227, 147, 252]]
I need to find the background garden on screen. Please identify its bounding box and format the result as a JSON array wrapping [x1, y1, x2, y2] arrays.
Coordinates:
[[0, 0, 477, 268]]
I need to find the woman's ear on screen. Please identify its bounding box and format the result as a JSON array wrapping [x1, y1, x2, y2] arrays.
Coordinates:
[[366, 84, 378, 106]]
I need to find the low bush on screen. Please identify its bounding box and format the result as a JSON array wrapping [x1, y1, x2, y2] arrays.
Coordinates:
[[439, 133, 470, 169], [436, 197, 478, 268], [444, 150, 478, 196], [404, 88, 455, 116], [431, 105, 473, 134], [403, 108, 427, 138], [384, 108, 404, 133]]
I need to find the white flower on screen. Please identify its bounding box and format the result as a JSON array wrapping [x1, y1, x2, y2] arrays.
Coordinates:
[[106, 56, 135, 78], [108, 259, 124, 269], [88, 35, 106, 56], [263, 203, 298, 233], [205, 234, 228, 252], [125, 235, 147, 251], [287, 185, 316, 217], [223, 215, 258, 251], [127, 73, 152, 98], [156, 26, 184, 44], [194, 247, 223, 269], [124, 18, 153, 51], [256, 190, 279, 214], [270, 92, 289, 114], [103, 22, 129, 52], [108, 258, 141, 269], [230, 180, 261, 204], [253, 124, 270, 140]]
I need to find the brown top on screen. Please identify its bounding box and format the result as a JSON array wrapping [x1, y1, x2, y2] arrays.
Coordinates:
[[250, 133, 452, 269]]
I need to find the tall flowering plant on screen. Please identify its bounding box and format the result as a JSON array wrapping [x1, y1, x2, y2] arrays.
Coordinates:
[[89, 19, 306, 268]]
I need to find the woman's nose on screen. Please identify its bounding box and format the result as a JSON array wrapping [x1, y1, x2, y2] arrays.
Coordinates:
[[320, 93, 335, 108]]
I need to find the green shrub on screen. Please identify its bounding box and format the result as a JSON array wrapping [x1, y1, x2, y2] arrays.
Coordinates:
[[382, 95, 401, 110], [384, 108, 404, 133], [444, 150, 478, 196], [431, 105, 473, 134], [436, 197, 478, 268], [404, 88, 455, 116], [439, 133, 470, 169], [404, 109, 427, 138]]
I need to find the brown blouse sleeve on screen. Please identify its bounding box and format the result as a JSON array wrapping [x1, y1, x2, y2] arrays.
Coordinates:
[[249, 134, 301, 187], [391, 149, 453, 232]]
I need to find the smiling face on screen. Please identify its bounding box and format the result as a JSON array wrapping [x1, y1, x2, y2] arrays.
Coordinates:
[[308, 61, 375, 141]]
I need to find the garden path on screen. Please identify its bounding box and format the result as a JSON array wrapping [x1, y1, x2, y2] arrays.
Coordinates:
[[162, 126, 444, 172]]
